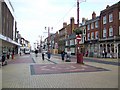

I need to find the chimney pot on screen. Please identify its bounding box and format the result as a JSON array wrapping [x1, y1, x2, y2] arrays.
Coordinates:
[[92, 11, 96, 19]]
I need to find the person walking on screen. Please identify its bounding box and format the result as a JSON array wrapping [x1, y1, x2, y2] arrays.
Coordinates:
[[66, 48, 71, 62], [35, 49, 38, 57], [42, 50, 45, 60], [104, 51, 107, 58], [47, 50, 51, 60], [86, 50, 88, 57], [61, 50, 65, 61], [102, 50, 105, 58], [7, 50, 10, 59], [19, 49, 22, 56]]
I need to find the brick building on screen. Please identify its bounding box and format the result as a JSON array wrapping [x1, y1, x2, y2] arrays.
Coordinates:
[[99, 2, 120, 58], [85, 12, 100, 57]]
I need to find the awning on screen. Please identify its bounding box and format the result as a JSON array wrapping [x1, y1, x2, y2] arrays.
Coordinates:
[[0, 34, 22, 46]]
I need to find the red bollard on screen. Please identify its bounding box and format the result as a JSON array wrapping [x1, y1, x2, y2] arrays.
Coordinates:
[[77, 53, 83, 64]]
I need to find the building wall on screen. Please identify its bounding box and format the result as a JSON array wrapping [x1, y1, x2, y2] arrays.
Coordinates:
[[0, 2, 2, 56], [99, 2, 120, 58], [2, 2, 14, 40], [0, 2, 2, 34]]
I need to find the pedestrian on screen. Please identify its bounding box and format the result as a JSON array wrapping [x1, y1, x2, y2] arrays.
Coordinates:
[[66, 48, 71, 62], [35, 49, 38, 57], [19, 49, 22, 56], [2, 53, 7, 66], [12, 49, 14, 59], [86, 50, 88, 57], [104, 51, 107, 58], [102, 50, 104, 58], [47, 50, 51, 60], [7, 51, 10, 59], [61, 50, 65, 61], [42, 50, 45, 60]]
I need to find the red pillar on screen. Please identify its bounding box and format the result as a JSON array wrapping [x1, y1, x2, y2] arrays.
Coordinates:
[[76, 35, 84, 64]]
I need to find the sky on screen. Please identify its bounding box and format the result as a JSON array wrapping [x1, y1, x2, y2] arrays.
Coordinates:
[[10, 0, 119, 49]]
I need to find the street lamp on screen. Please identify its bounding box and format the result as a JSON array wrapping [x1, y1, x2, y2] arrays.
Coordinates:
[[38, 35, 44, 53], [45, 27, 53, 52], [74, 28, 83, 64], [75, 0, 85, 64]]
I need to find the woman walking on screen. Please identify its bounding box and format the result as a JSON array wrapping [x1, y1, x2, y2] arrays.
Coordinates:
[[61, 50, 65, 61]]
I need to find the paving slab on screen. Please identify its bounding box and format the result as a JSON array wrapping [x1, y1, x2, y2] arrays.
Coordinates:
[[1, 53, 119, 88]]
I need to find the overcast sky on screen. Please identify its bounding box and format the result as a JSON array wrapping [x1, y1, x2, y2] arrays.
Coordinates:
[[10, 0, 119, 49]]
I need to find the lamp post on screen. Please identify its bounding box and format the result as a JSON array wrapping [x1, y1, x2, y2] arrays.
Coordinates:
[[45, 27, 53, 52], [74, 28, 83, 64], [75, 0, 85, 64], [38, 35, 44, 53]]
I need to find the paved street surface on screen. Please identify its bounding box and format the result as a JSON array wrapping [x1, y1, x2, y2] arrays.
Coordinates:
[[0, 66, 2, 90], [1, 53, 119, 89]]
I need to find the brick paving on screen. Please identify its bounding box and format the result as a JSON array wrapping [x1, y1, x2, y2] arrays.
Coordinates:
[[0, 67, 2, 90], [30, 63, 109, 75], [8, 55, 34, 64], [1, 53, 119, 88]]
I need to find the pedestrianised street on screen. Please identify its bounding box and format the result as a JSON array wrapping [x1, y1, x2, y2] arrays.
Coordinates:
[[1, 53, 119, 89]]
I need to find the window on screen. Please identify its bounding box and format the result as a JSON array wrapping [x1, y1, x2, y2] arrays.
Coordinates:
[[70, 39, 74, 45], [103, 28, 106, 38], [119, 12, 120, 20], [95, 21, 98, 28], [84, 29, 86, 34], [109, 13, 113, 22], [103, 16, 106, 24], [87, 24, 90, 30], [91, 23, 94, 29], [91, 32, 94, 39], [87, 33, 90, 40], [95, 31, 98, 39], [109, 26, 113, 36]]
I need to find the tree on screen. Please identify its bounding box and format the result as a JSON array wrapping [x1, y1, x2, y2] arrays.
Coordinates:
[[73, 28, 83, 35]]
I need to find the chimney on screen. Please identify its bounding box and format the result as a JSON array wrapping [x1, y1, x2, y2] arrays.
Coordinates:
[[70, 17, 75, 33], [82, 17, 86, 25], [92, 11, 96, 19], [63, 22, 67, 28], [106, 5, 109, 9]]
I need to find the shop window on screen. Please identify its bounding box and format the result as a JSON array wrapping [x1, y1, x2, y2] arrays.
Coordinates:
[[107, 44, 110, 53], [100, 44, 102, 47], [111, 44, 114, 52]]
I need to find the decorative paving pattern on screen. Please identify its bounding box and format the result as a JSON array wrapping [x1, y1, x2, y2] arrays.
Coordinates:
[[8, 55, 34, 64], [30, 63, 109, 75]]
